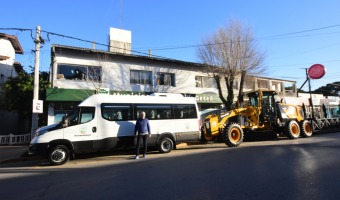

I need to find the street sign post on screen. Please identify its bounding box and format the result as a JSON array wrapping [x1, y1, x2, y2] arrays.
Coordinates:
[[33, 99, 43, 113]]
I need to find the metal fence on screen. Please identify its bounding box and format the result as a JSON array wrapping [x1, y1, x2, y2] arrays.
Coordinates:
[[0, 134, 31, 145]]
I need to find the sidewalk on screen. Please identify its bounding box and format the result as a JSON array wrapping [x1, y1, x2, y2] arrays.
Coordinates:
[[0, 144, 30, 164]]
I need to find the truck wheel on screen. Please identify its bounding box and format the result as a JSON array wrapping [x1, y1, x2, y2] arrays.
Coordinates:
[[48, 145, 70, 165], [300, 120, 313, 137], [201, 132, 214, 143], [200, 126, 213, 143], [224, 123, 244, 147], [158, 137, 174, 153], [285, 120, 300, 139]]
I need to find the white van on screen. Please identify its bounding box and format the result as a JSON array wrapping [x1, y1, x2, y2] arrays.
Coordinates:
[[29, 94, 200, 165]]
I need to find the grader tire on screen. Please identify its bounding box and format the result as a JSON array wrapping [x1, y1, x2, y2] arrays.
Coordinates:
[[200, 126, 214, 144], [285, 120, 300, 139], [223, 123, 244, 147], [300, 120, 313, 138]]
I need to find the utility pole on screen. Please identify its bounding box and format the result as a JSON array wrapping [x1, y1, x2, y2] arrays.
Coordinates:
[[31, 26, 41, 137]]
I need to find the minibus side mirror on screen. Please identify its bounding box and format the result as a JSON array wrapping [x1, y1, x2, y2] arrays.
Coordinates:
[[62, 116, 69, 128]]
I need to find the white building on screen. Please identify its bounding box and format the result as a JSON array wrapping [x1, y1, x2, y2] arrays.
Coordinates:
[[46, 28, 297, 125], [0, 33, 23, 85]]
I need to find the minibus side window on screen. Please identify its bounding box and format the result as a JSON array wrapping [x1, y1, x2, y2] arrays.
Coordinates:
[[135, 104, 173, 120], [68, 108, 80, 126], [79, 107, 95, 124], [101, 104, 132, 121], [68, 107, 95, 126], [174, 104, 197, 119]]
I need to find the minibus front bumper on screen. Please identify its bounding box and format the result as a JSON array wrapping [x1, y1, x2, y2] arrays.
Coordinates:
[[28, 143, 49, 156]]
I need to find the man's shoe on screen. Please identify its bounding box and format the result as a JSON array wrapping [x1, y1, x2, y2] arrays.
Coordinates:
[[134, 155, 139, 159], [143, 154, 146, 158]]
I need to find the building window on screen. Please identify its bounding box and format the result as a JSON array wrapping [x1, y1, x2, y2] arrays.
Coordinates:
[[57, 64, 102, 82], [195, 76, 215, 88], [233, 80, 239, 90], [195, 76, 203, 88], [285, 82, 296, 93], [156, 73, 175, 86], [130, 70, 152, 85]]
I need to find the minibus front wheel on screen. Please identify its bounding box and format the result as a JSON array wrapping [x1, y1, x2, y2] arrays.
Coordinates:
[[48, 145, 70, 165]]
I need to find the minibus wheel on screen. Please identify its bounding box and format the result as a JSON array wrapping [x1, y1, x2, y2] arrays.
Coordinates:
[[158, 137, 173, 153], [48, 145, 70, 165]]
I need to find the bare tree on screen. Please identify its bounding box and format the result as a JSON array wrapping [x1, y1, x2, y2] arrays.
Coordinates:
[[197, 19, 266, 110], [88, 53, 111, 94]]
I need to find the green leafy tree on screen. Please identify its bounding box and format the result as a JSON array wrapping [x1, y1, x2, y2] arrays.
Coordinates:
[[0, 66, 50, 127], [314, 81, 340, 96]]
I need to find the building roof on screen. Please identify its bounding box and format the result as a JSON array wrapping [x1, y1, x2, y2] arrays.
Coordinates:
[[52, 44, 296, 84], [249, 75, 296, 83], [52, 44, 204, 68], [0, 33, 24, 54]]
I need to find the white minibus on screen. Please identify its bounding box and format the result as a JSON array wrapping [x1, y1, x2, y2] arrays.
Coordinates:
[[29, 93, 200, 165]]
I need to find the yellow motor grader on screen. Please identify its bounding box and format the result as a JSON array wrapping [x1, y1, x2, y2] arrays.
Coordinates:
[[202, 89, 312, 147]]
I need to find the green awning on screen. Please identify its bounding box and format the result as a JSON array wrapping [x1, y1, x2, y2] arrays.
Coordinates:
[[46, 88, 151, 102], [46, 88, 95, 102]]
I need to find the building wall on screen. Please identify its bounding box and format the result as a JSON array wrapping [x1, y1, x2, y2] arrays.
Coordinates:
[[52, 51, 221, 95], [0, 39, 15, 65], [0, 63, 19, 84]]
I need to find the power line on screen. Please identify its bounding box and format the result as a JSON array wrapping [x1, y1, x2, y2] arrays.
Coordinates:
[[260, 24, 340, 39], [2, 24, 340, 68], [0, 28, 34, 39], [133, 24, 340, 51], [41, 30, 175, 61], [0, 27, 179, 61], [3, 24, 340, 58]]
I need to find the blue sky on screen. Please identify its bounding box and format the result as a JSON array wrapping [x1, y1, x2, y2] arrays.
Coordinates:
[[2, 0, 340, 90]]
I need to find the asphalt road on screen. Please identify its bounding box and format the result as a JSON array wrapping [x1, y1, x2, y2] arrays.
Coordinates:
[[1, 132, 340, 200]]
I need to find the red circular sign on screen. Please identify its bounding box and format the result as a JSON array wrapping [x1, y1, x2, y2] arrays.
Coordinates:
[[308, 64, 326, 79]]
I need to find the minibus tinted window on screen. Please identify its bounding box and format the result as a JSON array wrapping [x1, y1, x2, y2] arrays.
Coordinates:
[[66, 106, 95, 126], [174, 104, 197, 119], [80, 107, 95, 124], [136, 104, 173, 120], [101, 104, 132, 121], [68, 108, 80, 126]]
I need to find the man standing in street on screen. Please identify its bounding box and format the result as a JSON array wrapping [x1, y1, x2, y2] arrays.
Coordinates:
[[134, 111, 151, 159]]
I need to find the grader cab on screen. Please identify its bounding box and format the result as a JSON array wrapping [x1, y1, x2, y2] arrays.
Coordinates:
[[202, 89, 312, 147]]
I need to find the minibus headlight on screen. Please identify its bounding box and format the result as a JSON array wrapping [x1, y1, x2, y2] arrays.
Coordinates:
[[35, 129, 48, 137]]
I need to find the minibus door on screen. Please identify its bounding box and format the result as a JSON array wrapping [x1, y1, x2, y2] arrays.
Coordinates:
[[64, 107, 97, 153]]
